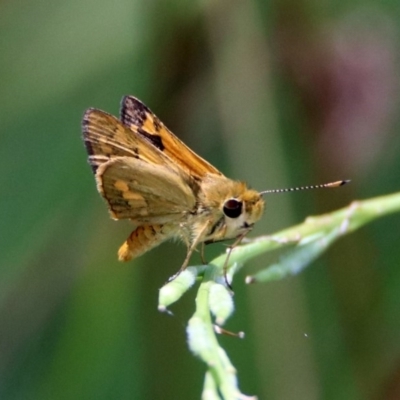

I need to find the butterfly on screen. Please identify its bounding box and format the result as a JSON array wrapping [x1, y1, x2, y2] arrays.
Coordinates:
[[82, 96, 347, 278]]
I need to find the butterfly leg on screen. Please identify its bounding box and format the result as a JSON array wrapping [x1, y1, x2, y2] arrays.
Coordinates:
[[223, 230, 250, 290], [118, 224, 173, 262], [167, 221, 211, 282], [200, 242, 208, 265]]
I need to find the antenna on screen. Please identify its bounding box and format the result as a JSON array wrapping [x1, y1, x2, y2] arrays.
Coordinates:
[[259, 180, 350, 196]]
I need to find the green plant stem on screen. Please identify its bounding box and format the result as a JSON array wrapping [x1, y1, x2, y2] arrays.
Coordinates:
[[188, 266, 253, 399]]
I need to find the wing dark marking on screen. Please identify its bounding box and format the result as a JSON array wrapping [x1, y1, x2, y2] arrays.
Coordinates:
[[137, 128, 165, 151]]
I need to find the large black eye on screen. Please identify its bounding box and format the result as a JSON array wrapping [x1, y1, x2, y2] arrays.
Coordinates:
[[223, 198, 243, 218]]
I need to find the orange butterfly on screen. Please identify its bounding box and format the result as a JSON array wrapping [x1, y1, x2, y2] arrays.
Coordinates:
[[82, 96, 347, 276]]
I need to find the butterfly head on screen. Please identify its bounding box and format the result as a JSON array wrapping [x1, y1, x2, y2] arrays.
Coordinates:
[[220, 189, 265, 239], [200, 177, 265, 242]]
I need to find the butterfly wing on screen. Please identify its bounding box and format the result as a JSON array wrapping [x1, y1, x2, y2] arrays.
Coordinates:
[[82, 108, 197, 221], [82, 108, 176, 173], [96, 157, 196, 222], [120, 96, 223, 178]]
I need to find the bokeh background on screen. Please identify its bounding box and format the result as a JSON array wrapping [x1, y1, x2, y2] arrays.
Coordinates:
[[1, 0, 400, 399]]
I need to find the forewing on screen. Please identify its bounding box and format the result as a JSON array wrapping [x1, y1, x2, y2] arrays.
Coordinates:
[[82, 108, 175, 173], [96, 157, 197, 222], [120, 96, 223, 178]]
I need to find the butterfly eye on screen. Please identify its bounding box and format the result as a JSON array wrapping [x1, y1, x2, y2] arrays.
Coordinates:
[[223, 198, 243, 219]]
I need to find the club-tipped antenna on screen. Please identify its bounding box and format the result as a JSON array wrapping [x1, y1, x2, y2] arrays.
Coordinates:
[[259, 180, 350, 196]]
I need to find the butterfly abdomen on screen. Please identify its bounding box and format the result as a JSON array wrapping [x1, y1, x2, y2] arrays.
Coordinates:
[[118, 224, 176, 262]]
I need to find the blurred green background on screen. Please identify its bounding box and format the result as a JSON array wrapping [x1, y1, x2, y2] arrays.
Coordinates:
[[1, 0, 400, 399]]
